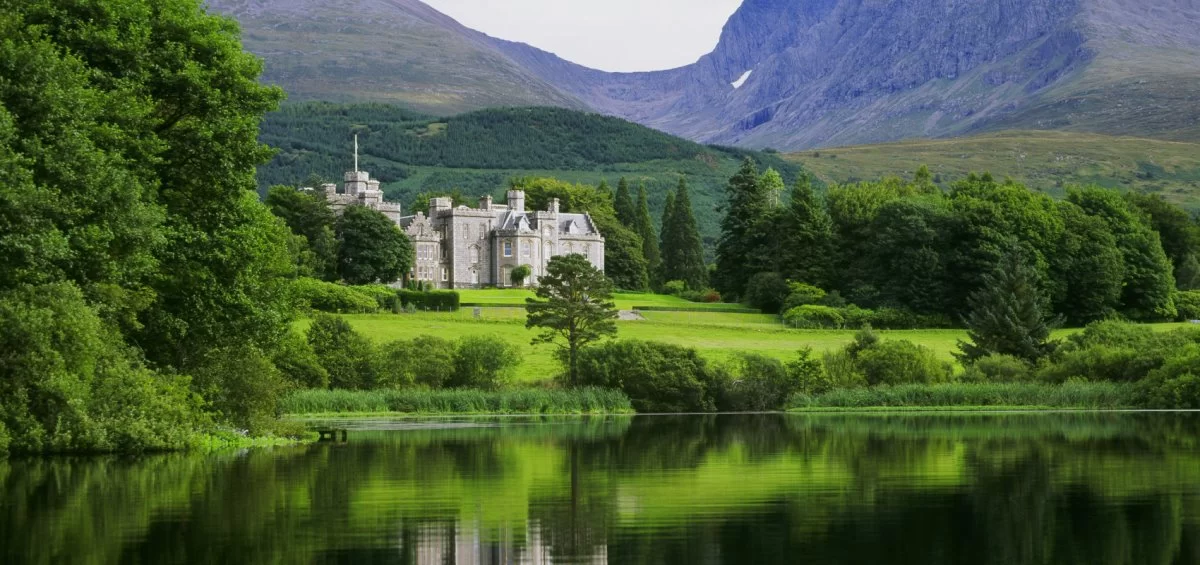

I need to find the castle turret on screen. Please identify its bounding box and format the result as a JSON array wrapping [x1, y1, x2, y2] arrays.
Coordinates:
[[344, 170, 369, 196], [430, 197, 453, 216], [479, 195, 493, 211], [507, 190, 525, 213]]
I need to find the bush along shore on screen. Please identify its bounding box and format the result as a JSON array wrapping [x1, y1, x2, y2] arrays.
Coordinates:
[[788, 382, 1137, 411], [279, 387, 633, 416]]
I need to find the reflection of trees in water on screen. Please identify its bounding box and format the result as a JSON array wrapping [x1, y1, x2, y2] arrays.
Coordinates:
[[2, 414, 1200, 564]]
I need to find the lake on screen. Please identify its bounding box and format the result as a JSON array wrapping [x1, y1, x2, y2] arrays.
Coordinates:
[[3, 412, 1199, 564]]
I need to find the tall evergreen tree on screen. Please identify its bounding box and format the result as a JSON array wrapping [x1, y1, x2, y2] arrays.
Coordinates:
[[958, 244, 1057, 363], [658, 190, 676, 285], [779, 174, 835, 288], [715, 158, 771, 298], [635, 185, 661, 282], [661, 178, 708, 290], [614, 177, 637, 226]]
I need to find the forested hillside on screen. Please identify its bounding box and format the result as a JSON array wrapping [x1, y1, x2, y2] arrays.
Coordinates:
[[258, 103, 802, 244]]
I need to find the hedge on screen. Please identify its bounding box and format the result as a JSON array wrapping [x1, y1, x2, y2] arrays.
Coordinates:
[[398, 289, 461, 311]]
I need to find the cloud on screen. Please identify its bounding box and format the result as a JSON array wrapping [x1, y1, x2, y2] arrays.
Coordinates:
[[422, 0, 743, 72]]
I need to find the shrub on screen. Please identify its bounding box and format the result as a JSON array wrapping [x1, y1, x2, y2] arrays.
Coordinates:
[[782, 283, 827, 312], [192, 345, 287, 434], [377, 336, 457, 389], [787, 348, 828, 394], [307, 314, 378, 390], [576, 340, 718, 412], [451, 336, 521, 389], [1175, 290, 1200, 321], [0, 421, 9, 453], [1134, 344, 1200, 409], [855, 340, 954, 386], [717, 353, 800, 411], [272, 330, 329, 389], [397, 289, 461, 311], [783, 305, 844, 329], [744, 272, 790, 313], [1038, 321, 1200, 383], [839, 305, 876, 329], [821, 350, 868, 390], [292, 277, 378, 313], [962, 354, 1032, 383], [357, 284, 400, 310], [662, 280, 687, 296]]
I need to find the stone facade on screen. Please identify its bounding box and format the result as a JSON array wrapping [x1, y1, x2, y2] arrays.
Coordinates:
[[319, 166, 605, 288], [401, 190, 605, 289]]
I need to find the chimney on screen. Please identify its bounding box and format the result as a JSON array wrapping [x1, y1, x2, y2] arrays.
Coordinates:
[[507, 190, 525, 213], [549, 198, 560, 214], [479, 195, 493, 211]]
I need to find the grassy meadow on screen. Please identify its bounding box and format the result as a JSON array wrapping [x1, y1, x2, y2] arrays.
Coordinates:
[[788, 130, 1200, 209], [298, 296, 1195, 383]]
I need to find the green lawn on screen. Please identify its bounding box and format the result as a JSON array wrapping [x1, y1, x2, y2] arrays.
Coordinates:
[[301, 309, 1192, 384]]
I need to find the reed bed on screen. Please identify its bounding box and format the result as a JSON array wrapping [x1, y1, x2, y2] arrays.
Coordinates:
[[280, 387, 633, 415], [789, 382, 1138, 411]]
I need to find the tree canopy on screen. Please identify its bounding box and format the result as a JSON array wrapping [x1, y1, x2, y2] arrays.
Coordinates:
[[526, 254, 619, 386]]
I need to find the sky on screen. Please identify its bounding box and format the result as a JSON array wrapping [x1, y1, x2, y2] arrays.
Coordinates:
[[421, 0, 744, 72]]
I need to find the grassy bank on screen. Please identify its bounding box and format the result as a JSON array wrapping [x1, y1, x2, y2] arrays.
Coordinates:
[[789, 382, 1138, 411], [279, 387, 633, 416], [298, 311, 1191, 383]]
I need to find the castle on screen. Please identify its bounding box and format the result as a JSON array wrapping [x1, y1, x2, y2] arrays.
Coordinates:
[[319, 142, 604, 288]]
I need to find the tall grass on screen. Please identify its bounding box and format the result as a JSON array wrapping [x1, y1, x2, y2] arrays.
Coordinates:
[[279, 387, 633, 415], [789, 382, 1138, 411]]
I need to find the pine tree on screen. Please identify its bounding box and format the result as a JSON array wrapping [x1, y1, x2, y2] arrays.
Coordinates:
[[715, 157, 771, 298], [780, 174, 834, 287], [614, 177, 637, 226], [661, 178, 708, 290], [957, 244, 1057, 363], [635, 184, 661, 281], [658, 190, 676, 286]]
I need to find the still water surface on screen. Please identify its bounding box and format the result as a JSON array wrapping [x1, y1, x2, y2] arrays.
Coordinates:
[[3, 413, 1200, 564]]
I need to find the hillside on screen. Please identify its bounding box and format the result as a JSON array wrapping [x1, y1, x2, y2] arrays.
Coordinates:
[[258, 103, 802, 243], [204, 0, 585, 115], [787, 131, 1200, 209]]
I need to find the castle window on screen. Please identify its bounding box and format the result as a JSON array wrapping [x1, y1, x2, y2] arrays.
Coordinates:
[[470, 246, 480, 263], [442, 267, 448, 282], [503, 240, 513, 257], [522, 241, 531, 257]]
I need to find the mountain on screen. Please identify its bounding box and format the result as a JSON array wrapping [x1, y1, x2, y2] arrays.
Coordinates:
[[257, 103, 802, 244], [496, 0, 1200, 150], [204, 0, 585, 115], [787, 131, 1200, 209], [212, 0, 1200, 151]]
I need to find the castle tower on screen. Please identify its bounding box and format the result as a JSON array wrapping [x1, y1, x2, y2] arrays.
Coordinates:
[[507, 190, 525, 213]]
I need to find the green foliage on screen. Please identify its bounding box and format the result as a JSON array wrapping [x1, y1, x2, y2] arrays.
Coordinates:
[[397, 289, 461, 311], [376, 336, 457, 389], [0, 283, 206, 453], [958, 245, 1058, 363], [819, 350, 869, 391], [743, 272, 791, 314], [660, 178, 709, 290], [715, 158, 772, 297], [634, 185, 662, 281], [292, 278, 380, 313], [783, 305, 845, 329], [787, 348, 830, 395], [778, 175, 835, 288], [662, 280, 687, 296], [272, 331, 329, 389], [191, 345, 288, 434], [856, 340, 954, 386], [1175, 290, 1200, 321], [1069, 187, 1177, 320], [450, 336, 522, 390], [961, 354, 1033, 383], [614, 178, 637, 226], [335, 205, 414, 285], [307, 314, 377, 390], [1125, 192, 1200, 290], [781, 283, 828, 312], [790, 382, 1136, 410], [526, 254, 619, 385], [1050, 202, 1124, 324], [510, 264, 532, 288], [575, 340, 719, 413], [278, 387, 632, 415], [265, 185, 338, 280], [716, 353, 809, 411], [1037, 321, 1200, 383]]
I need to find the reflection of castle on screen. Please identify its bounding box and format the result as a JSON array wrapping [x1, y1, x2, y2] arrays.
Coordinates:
[[411, 521, 607, 565]]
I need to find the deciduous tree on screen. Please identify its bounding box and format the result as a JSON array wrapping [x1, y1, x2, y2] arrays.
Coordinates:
[[526, 254, 619, 385]]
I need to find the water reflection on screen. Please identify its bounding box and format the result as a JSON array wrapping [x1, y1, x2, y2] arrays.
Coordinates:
[[2, 413, 1200, 564]]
